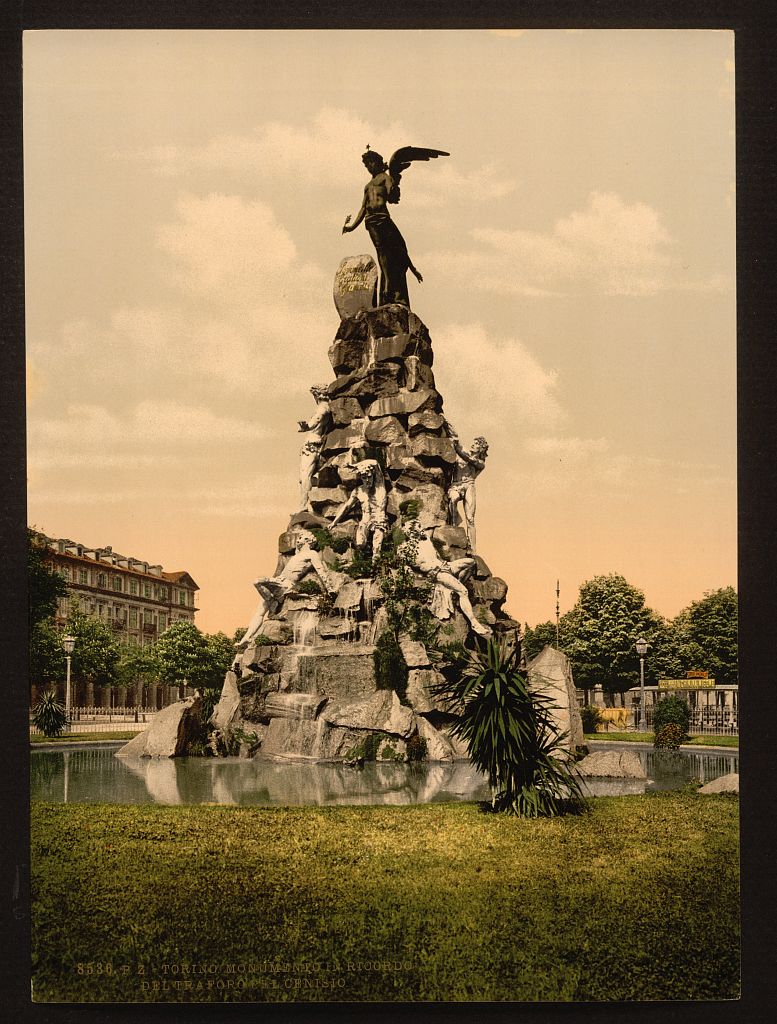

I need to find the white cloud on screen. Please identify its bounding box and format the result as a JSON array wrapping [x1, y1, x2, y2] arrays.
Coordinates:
[[122, 107, 515, 205], [29, 400, 271, 453], [429, 322, 566, 438], [426, 191, 729, 297]]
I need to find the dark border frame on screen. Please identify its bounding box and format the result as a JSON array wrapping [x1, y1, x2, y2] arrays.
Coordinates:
[[2, 3, 774, 1023]]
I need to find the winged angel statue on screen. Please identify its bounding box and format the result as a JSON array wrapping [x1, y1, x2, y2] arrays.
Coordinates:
[[342, 145, 449, 307]]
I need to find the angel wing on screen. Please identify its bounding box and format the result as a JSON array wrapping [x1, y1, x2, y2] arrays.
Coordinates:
[[386, 146, 450, 204]]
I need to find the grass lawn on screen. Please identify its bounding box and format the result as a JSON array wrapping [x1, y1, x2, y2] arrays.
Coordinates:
[[30, 731, 141, 744], [585, 732, 739, 748], [31, 794, 740, 1003]]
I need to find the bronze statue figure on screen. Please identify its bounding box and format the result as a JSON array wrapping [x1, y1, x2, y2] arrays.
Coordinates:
[[342, 145, 449, 307]]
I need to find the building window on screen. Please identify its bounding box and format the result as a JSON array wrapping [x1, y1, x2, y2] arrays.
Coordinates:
[[179, 590, 187, 605], [97, 573, 106, 588], [144, 610, 153, 626], [160, 587, 168, 601], [112, 577, 123, 592], [158, 613, 167, 631], [144, 583, 151, 598], [79, 570, 87, 585], [129, 608, 138, 627], [129, 579, 138, 595]]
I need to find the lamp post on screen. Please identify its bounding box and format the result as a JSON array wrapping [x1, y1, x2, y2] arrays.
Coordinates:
[[62, 634, 76, 731], [635, 637, 649, 731]]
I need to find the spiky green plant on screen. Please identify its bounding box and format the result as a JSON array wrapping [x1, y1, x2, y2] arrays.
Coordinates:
[[432, 638, 587, 816], [31, 691, 68, 738]]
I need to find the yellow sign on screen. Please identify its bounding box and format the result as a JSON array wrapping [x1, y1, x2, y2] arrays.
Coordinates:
[[659, 678, 715, 689]]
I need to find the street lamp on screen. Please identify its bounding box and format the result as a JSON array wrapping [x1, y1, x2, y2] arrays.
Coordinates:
[[635, 637, 649, 731], [62, 634, 76, 731]]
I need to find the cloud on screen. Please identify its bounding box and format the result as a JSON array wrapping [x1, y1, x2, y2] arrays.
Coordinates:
[[121, 107, 515, 205], [28, 400, 272, 453], [426, 191, 729, 296], [429, 322, 566, 438], [156, 192, 326, 306]]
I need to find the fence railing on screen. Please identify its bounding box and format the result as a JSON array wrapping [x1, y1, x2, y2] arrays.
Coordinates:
[[30, 705, 157, 735]]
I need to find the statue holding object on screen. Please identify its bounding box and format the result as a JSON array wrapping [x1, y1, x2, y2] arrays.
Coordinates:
[[446, 428, 489, 553], [342, 145, 449, 308], [402, 522, 491, 637], [330, 458, 388, 559], [235, 530, 335, 650], [297, 384, 331, 510]]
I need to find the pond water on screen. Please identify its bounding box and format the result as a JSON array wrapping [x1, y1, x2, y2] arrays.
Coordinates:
[[30, 743, 738, 806]]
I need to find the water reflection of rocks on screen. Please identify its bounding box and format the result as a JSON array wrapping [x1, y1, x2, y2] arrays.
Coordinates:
[[117, 757, 491, 806]]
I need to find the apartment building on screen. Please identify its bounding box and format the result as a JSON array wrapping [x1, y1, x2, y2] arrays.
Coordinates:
[[36, 532, 199, 647]]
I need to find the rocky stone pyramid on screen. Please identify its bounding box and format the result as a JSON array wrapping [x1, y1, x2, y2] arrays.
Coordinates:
[[211, 294, 522, 763]]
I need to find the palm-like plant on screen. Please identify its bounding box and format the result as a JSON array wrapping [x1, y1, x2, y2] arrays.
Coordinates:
[[31, 690, 68, 738], [433, 637, 587, 816]]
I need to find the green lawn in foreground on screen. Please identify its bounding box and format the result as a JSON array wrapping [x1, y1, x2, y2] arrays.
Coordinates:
[[31, 795, 739, 1003], [585, 732, 739, 748], [30, 731, 141, 744]]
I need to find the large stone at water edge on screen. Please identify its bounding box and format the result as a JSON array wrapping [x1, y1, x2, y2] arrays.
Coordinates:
[[116, 698, 197, 759], [699, 772, 739, 794], [333, 255, 378, 319], [576, 750, 647, 778], [526, 645, 585, 752]]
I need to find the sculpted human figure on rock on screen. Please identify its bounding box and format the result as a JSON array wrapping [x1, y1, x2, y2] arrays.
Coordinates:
[[235, 530, 335, 651], [331, 458, 388, 559], [297, 384, 331, 510], [402, 522, 491, 637], [342, 145, 449, 308], [447, 430, 489, 552]]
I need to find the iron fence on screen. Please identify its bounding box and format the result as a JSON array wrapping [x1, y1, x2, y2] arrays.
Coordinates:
[[30, 705, 156, 735]]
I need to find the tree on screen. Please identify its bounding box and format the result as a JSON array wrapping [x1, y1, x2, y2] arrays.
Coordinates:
[[203, 632, 236, 689], [560, 574, 666, 702], [433, 638, 586, 816], [116, 644, 161, 701], [28, 529, 66, 627], [65, 607, 121, 687], [154, 621, 214, 690], [29, 619, 66, 685], [665, 587, 738, 686], [522, 620, 562, 662]]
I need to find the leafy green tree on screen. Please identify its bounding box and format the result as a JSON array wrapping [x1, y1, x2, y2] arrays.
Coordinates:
[[433, 638, 586, 816], [203, 632, 236, 689], [560, 574, 666, 700], [154, 621, 214, 690], [668, 587, 738, 686], [65, 607, 121, 687], [116, 644, 161, 703], [28, 529, 66, 627], [29, 619, 66, 685], [522, 620, 562, 662]]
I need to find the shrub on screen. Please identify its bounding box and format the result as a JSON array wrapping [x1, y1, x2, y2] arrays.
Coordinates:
[[345, 732, 383, 762], [296, 578, 324, 595], [312, 528, 350, 555], [31, 691, 68, 738], [380, 743, 404, 762], [399, 498, 422, 520], [406, 733, 428, 762], [253, 635, 274, 647], [374, 631, 408, 697], [581, 705, 602, 734], [198, 687, 222, 725], [654, 723, 684, 750], [432, 638, 587, 817], [343, 549, 375, 580], [653, 695, 691, 740]]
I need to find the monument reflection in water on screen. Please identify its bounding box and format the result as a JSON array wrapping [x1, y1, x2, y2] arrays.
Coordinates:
[[31, 746, 738, 806]]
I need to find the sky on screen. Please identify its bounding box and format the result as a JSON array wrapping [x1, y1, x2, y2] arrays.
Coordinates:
[[23, 29, 736, 635]]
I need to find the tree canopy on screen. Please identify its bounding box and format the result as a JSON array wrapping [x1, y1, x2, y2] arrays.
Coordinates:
[[665, 587, 738, 686], [552, 574, 666, 695], [28, 529, 66, 627]]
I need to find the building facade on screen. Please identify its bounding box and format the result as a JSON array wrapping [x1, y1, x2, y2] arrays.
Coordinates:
[[36, 532, 199, 647]]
